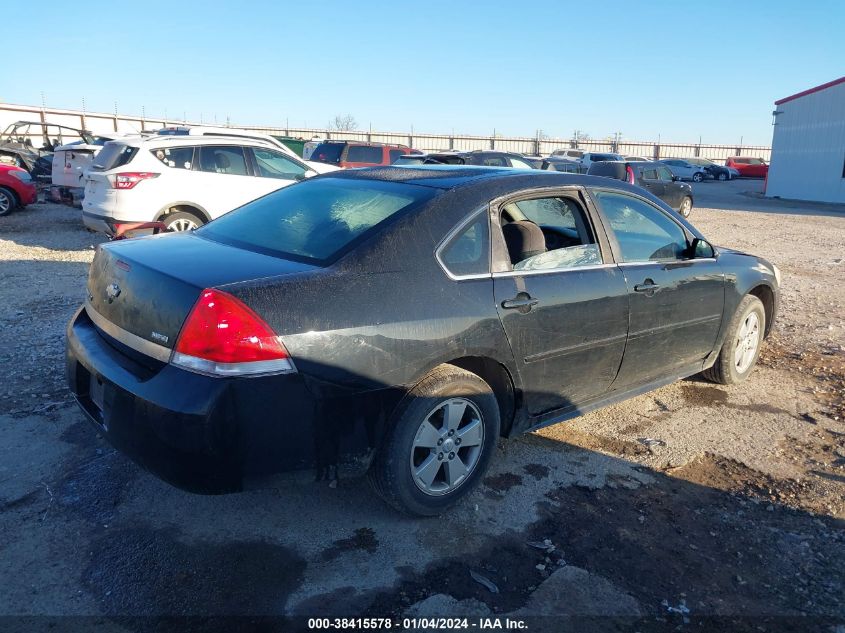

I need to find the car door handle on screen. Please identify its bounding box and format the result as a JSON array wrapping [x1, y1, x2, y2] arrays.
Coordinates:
[[501, 296, 539, 310], [634, 280, 660, 293]]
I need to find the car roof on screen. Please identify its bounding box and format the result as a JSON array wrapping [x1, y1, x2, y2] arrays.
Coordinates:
[[114, 135, 279, 149], [318, 164, 645, 191]]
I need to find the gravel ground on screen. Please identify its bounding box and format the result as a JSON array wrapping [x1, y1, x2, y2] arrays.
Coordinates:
[[0, 179, 843, 631]]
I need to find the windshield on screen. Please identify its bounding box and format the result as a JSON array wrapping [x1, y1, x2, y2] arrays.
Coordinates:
[[199, 177, 437, 264]]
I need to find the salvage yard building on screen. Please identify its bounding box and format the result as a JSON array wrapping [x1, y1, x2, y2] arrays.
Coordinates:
[[767, 76, 845, 203]]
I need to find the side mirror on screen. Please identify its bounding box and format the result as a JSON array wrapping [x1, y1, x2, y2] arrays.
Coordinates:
[[690, 237, 715, 259], [297, 170, 317, 181], [672, 175, 681, 181]]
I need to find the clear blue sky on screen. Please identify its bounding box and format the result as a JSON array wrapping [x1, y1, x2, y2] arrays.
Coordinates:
[[4, 0, 843, 145]]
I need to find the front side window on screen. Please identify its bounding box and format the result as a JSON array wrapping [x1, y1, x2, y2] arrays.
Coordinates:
[[197, 146, 248, 175], [439, 213, 489, 277], [594, 191, 689, 262], [389, 149, 406, 163], [252, 148, 307, 180], [481, 155, 507, 167], [346, 145, 383, 164], [657, 166, 674, 182], [499, 197, 601, 271], [642, 168, 658, 180]]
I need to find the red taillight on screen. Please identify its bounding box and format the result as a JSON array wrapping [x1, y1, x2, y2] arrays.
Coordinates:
[[111, 172, 159, 189], [172, 289, 294, 376]]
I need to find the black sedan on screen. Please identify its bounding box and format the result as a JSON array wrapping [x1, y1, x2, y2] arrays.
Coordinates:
[[66, 167, 780, 515]]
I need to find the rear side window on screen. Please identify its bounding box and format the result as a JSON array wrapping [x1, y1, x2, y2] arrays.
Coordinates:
[[151, 146, 194, 169], [439, 213, 489, 277], [500, 197, 600, 271], [311, 143, 344, 164], [92, 143, 138, 171], [347, 145, 384, 164], [199, 177, 436, 263], [197, 146, 248, 175]]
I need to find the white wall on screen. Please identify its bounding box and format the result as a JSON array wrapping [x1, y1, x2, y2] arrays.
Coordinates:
[[767, 82, 845, 203]]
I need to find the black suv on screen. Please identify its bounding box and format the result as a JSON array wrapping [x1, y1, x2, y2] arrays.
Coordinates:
[[588, 161, 694, 217]]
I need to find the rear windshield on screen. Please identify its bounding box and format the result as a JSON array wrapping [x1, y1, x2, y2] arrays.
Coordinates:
[[310, 142, 344, 164], [91, 143, 138, 171], [590, 153, 619, 162], [198, 178, 437, 264]]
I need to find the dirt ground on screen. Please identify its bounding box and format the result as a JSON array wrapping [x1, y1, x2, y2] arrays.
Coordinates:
[[1, 179, 843, 631]]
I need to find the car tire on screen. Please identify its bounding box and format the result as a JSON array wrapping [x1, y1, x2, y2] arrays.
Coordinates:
[[701, 295, 766, 385], [369, 364, 500, 516], [717, 172, 728, 181], [0, 186, 18, 216], [679, 196, 693, 218], [692, 172, 704, 183], [163, 210, 204, 232]]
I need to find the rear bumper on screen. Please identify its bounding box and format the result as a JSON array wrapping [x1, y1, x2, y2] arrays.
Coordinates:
[[65, 306, 379, 493]]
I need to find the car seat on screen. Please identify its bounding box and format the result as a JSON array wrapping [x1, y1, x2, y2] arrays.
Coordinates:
[[502, 220, 546, 265]]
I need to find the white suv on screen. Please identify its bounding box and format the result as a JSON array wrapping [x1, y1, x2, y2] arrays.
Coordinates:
[[82, 136, 318, 235]]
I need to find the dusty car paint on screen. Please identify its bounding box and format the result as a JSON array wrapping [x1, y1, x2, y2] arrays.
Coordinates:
[[66, 167, 779, 493]]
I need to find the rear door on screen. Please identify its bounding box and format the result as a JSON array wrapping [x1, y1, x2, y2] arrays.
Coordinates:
[[590, 189, 725, 388], [191, 145, 259, 217], [491, 189, 629, 418]]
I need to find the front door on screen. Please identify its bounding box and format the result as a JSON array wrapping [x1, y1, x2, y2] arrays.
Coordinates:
[[656, 164, 683, 208], [590, 190, 725, 389], [492, 191, 629, 416]]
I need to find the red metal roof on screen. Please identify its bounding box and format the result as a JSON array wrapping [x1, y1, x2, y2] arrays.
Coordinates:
[[775, 76, 845, 105]]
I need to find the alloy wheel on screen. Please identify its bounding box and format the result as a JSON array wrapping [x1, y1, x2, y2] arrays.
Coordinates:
[[0, 191, 11, 214], [409, 398, 485, 496], [734, 312, 761, 373], [167, 217, 199, 232]]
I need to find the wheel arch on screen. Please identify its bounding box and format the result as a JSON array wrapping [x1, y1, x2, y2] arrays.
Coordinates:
[[155, 202, 211, 224], [747, 283, 775, 337], [444, 356, 518, 437]]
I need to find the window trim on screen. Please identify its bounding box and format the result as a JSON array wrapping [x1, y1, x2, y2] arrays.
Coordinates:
[[587, 187, 701, 264], [434, 207, 492, 281]]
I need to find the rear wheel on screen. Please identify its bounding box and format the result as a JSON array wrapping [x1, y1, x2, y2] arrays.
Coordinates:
[[0, 187, 17, 216], [679, 196, 693, 217], [369, 364, 500, 516], [692, 171, 704, 183], [702, 295, 766, 385], [163, 210, 203, 232]]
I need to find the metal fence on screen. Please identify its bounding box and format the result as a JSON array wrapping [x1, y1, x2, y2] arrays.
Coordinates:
[[0, 102, 771, 164]]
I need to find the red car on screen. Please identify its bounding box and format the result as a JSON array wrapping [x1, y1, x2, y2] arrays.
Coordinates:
[[726, 157, 769, 178], [309, 141, 415, 168], [0, 164, 37, 216]]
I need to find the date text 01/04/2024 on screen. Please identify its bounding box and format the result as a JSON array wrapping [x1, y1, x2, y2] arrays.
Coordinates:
[[306, 617, 529, 629]]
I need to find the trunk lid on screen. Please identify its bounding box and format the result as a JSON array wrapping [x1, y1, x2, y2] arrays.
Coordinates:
[[86, 232, 317, 350]]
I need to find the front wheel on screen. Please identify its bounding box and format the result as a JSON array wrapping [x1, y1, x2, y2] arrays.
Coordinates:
[[679, 196, 693, 217], [0, 186, 17, 216], [701, 295, 766, 385], [369, 364, 500, 516], [717, 172, 728, 181]]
